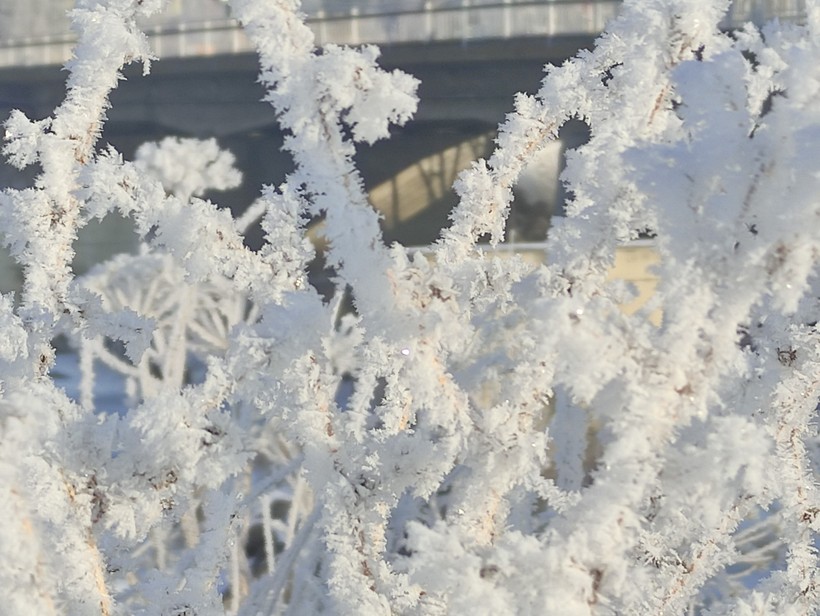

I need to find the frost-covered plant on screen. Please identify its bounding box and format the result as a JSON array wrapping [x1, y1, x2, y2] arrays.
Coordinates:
[[1, 0, 819, 615]]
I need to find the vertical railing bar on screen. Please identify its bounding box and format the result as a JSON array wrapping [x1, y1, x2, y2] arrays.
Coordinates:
[[178, 22, 186, 58], [503, 0, 511, 38], [351, 7, 360, 45], [317, 9, 327, 47]]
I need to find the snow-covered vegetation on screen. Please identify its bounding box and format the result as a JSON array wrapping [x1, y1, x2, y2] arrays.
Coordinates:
[[1, 0, 819, 614]]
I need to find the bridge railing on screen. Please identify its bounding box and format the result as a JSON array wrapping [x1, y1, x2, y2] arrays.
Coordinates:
[[0, 0, 807, 69], [317, 0, 622, 44]]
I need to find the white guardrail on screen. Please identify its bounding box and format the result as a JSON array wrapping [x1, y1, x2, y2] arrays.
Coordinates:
[[0, 0, 807, 69]]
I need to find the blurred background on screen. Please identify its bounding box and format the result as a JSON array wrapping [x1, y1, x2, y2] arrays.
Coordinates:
[[0, 0, 806, 294]]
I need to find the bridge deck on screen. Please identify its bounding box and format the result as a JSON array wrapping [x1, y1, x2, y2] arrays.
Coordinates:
[[0, 0, 807, 69]]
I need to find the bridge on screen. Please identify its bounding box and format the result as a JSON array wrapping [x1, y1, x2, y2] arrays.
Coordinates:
[[0, 0, 809, 290], [1, 0, 625, 68], [0, 1, 806, 68]]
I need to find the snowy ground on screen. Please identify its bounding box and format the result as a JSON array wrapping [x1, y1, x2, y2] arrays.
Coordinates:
[[51, 351, 128, 414]]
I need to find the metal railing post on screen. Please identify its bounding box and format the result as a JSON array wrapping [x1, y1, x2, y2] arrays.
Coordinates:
[[231, 21, 240, 53], [548, 0, 555, 37], [204, 21, 212, 55], [316, 9, 327, 47], [503, 0, 511, 38], [425, 1, 433, 40], [351, 7, 360, 46], [178, 22, 187, 57], [461, 0, 470, 41], [150, 26, 159, 60]]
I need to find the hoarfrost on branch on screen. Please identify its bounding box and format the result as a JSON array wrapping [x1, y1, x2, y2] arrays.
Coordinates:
[[0, 0, 819, 614]]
